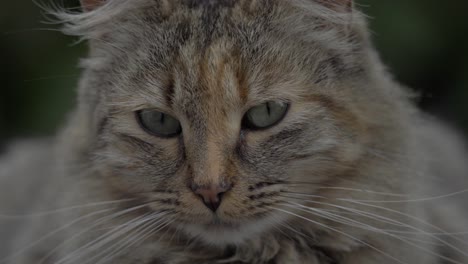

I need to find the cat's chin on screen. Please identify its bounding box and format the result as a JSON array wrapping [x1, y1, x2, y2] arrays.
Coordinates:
[[180, 214, 283, 246]]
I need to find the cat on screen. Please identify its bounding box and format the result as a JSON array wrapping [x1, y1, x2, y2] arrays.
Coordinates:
[[1, 0, 468, 263]]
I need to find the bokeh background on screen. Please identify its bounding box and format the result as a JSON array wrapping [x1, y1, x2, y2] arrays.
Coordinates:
[[1, 0, 468, 147]]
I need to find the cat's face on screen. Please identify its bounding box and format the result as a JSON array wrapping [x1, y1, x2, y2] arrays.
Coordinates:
[[82, 0, 373, 245]]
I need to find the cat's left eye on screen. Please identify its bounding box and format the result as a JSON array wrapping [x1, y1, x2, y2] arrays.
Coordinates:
[[136, 109, 182, 138], [242, 101, 289, 130]]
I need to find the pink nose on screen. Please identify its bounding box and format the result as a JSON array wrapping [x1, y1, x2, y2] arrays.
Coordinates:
[[191, 184, 231, 212]]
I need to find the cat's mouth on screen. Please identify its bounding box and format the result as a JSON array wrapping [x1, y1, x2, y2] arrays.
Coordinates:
[[183, 222, 254, 245], [204, 216, 242, 229], [180, 213, 281, 245], [184, 214, 243, 231]]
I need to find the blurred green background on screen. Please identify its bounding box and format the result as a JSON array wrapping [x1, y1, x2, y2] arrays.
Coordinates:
[[1, 0, 468, 146]]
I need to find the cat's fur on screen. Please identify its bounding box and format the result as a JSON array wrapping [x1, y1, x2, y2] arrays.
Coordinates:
[[1, 0, 468, 263]]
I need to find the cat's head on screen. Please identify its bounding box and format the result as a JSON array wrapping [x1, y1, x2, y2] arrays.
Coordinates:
[[62, 0, 406, 245]]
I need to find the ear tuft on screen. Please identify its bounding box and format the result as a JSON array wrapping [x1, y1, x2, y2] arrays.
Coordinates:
[[80, 0, 106, 11]]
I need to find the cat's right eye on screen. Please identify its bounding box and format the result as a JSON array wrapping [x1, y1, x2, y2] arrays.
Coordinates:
[[136, 109, 182, 138]]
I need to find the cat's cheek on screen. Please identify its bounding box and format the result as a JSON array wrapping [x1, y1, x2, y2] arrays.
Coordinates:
[[98, 166, 154, 194]]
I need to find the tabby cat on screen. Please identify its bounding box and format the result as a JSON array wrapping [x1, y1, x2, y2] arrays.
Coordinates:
[[1, 0, 468, 263]]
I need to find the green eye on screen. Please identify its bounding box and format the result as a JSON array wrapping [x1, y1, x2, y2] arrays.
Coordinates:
[[136, 109, 182, 138], [242, 101, 289, 130]]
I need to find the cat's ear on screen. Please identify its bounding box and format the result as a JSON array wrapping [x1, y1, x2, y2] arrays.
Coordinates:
[[316, 0, 353, 13], [80, 0, 105, 11]]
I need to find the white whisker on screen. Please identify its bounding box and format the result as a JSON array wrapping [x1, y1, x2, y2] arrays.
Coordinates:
[[0, 199, 135, 220], [0, 208, 112, 264], [96, 217, 175, 264], [58, 214, 151, 264], [341, 189, 468, 203], [285, 184, 409, 197], [268, 206, 408, 264], [36, 205, 155, 264], [282, 203, 465, 264], [343, 199, 468, 253], [88, 212, 167, 264], [283, 195, 468, 258], [52, 204, 156, 264]]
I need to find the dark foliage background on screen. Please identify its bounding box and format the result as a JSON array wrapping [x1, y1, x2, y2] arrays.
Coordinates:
[[1, 0, 468, 145]]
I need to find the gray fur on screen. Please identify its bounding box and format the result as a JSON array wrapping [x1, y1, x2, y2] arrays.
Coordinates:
[[1, 0, 467, 263]]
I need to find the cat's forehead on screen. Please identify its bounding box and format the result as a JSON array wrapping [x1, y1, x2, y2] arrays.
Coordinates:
[[109, 6, 306, 103], [99, 0, 361, 114], [118, 36, 298, 117]]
